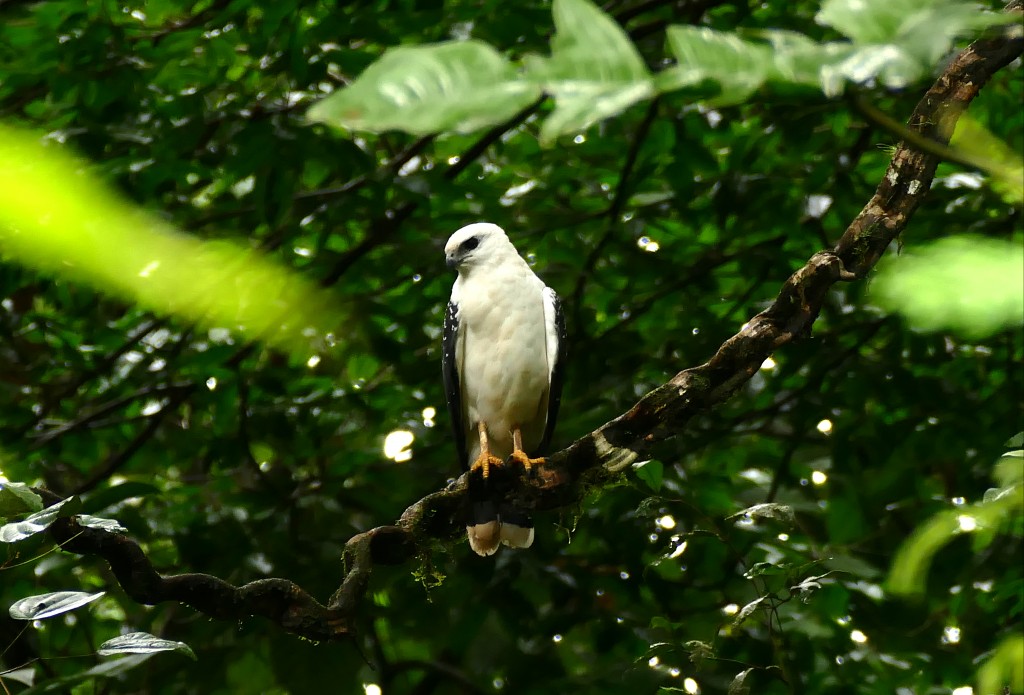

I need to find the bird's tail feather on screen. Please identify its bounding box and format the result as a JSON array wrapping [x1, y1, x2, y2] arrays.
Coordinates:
[[498, 504, 534, 549], [467, 500, 501, 556], [466, 501, 534, 555]]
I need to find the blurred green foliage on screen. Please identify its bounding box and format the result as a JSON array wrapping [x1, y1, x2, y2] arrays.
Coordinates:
[[872, 236, 1024, 339], [310, 0, 1013, 137], [0, 0, 1021, 694], [0, 126, 346, 359]]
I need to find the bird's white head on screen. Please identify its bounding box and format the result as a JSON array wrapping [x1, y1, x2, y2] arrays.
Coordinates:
[[444, 223, 517, 274]]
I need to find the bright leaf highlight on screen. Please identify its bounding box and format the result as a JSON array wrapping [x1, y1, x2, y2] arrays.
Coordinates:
[[0, 125, 345, 359]]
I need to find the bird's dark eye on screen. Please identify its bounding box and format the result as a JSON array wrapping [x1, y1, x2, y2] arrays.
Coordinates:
[[461, 237, 480, 252]]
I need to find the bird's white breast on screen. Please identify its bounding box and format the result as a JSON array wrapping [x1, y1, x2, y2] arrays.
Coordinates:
[[454, 264, 550, 461]]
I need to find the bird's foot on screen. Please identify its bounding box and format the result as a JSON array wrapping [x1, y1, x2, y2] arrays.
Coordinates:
[[510, 450, 544, 479], [469, 452, 505, 480]]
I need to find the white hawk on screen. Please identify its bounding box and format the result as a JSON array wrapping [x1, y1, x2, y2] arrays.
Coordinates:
[[442, 223, 566, 556]]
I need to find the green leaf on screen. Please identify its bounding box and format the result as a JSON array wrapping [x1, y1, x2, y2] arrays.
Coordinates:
[[817, 0, 920, 45], [978, 634, 1024, 695], [307, 41, 540, 136], [633, 460, 664, 492], [816, 0, 1012, 90], [729, 668, 755, 695], [995, 451, 1024, 489], [663, 26, 771, 104], [9, 590, 106, 620], [75, 514, 127, 533], [729, 502, 795, 526], [733, 596, 768, 626], [526, 0, 654, 146], [0, 667, 34, 687], [0, 481, 43, 517], [871, 236, 1024, 339], [346, 353, 380, 384], [0, 496, 82, 543], [0, 126, 347, 360], [817, 0, 997, 47], [98, 632, 197, 660], [683, 639, 714, 666], [743, 561, 791, 579], [950, 114, 1024, 203], [822, 553, 882, 579], [888, 484, 1024, 595]]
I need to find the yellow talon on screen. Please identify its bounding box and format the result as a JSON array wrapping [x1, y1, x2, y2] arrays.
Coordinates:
[[510, 428, 545, 476]]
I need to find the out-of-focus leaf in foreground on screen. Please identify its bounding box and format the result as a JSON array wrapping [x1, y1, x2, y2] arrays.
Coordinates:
[[525, 0, 654, 146], [950, 114, 1024, 203], [888, 465, 1023, 596], [307, 41, 540, 135], [978, 634, 1024, 695], [0, 125, 345, 359], [871, 236, 1024, 339]]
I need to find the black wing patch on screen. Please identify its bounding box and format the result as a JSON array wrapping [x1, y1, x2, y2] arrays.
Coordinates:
[[442, 301, 468, 470], [539, 290, 567, 454]]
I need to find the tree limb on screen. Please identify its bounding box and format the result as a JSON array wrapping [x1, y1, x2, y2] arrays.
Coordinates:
[[39, 17, 1023, 643]]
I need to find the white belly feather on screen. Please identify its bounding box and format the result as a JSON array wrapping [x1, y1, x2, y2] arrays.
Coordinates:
[[456, 267, 550, 462]]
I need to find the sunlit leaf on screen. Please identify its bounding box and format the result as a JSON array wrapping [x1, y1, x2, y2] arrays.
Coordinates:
[[633, 459, 663, 492], [888, 482, 1023, 595], [733, 596, 768, 625], [75, 514, 127, 534], [0, 667, 35, 687], [978, 633, 1024, 695], [663, 26, 772, 104], [995, 450, 1024, 489], [0, 481, 43, 517], [0, 126, 346, 359], [0, 497, 81, 543], [729, 668, 755, 695], [872, 236, 1024, 339], [307, 41, 540, 135], [729, 502, 795, 526], [743, 561, 791, 578], [98, 632, 197, 660], [950, 114, 1024, 203], [526, 0, 653, 146], [683, 639, 714, 666], [9, 590, 105, 620], [816, 0, 1013, 90]]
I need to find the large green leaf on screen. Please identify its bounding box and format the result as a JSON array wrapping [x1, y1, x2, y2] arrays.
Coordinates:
[[817, 0, 1013, 91], [0, 497, 81, 543], [525, 0, 654, 146], [0, 481, 43, 517], [662, 26, 773, 105], [871, 236, 1024, 339], [307, 41, 540, 135], [0, 126, 346, 359], [888, 478, 1024, 595]]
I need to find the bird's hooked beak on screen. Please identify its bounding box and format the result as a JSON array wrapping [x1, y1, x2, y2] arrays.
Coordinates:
[[445, 252, 459, 270]]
